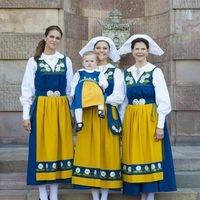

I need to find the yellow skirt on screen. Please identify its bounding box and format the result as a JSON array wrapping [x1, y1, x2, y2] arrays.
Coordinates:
[[122, 104, 163, 183], [82, 82, 104, 108], [36, 96, 74, 181], [72, 106, 122, 189]]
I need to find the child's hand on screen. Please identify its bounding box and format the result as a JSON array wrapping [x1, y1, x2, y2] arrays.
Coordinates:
[[101, 85, 105, 92], [70, 95, 74, 101]]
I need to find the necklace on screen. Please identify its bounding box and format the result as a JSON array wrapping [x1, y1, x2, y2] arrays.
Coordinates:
[[136, 67, 140, 79]]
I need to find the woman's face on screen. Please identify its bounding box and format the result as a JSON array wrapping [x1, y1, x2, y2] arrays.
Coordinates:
[[132, 42, 149, 62], [44, 30, 62, 51], [94, 41, 110, 62]]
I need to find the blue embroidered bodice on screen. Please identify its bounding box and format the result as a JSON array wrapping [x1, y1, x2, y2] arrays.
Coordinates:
[[35, 57, 67, 94], [124, 68, 156, 105]]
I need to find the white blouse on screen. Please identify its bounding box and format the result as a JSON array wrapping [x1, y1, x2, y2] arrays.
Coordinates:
[[96, 63, 125, 107], [119, 62, 171, 128], [20, 51, 73, 120], [70, 68, 108, 97]]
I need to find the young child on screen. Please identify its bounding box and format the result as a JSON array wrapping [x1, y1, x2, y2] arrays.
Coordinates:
[[70, 51, 108, 132]]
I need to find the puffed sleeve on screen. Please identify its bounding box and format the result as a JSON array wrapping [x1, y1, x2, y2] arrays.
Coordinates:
[[118, 75, 128, 122], [19, 57, 36, 120], [66, 57, 74, 100], [98, 71, 108, 89], [153, 68, 171, 128], [70, 71, 80, 96], [106, 68, 125, 107]]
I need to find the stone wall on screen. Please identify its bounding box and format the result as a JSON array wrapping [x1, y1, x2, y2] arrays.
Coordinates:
[[171, 0, 200, 145], [0, 0, 63, 144], [0, 0, 199, 145]]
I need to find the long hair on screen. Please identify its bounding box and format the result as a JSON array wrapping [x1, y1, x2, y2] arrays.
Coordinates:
[[34, 25, 63, 61]]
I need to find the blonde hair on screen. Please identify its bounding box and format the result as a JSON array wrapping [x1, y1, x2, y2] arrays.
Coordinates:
[[82, 51, 96, 57]]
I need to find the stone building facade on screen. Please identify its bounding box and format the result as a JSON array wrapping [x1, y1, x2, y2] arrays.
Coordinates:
[[0, 0, 200, 145]]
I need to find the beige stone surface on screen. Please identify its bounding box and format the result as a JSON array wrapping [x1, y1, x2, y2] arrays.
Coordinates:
[[131, 12, 170, 38], [0, 9, 59, 33], [144, 0, 169, 16], [81, 8, 109, 18], [0, 85, 21, 111], [174, 86, 200, 110], [0, 34, 43, 59], [0, 112, 28, 144], [176, 111, 200, 136], [88, 17, 103, 39], [0, 60, 26, 85], [173, 0, 200, 9], [173, 33, 200, 59], [176, 60, 200, 85], [0, 0, 61, 8], [175, 10, 200, 33], [63, 0, 80, 14], [64, 12, 88, 40]]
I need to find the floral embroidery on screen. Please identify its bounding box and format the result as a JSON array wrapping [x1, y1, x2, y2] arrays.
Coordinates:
[[73, 166, 121, 180], [125, 73, 134, 86], [139, 72, 151, 84], [111, 124, 122, 133], [55, 61, 65, 72], [39, 61, 51, 72], [122, 162, 163, 175], [36, 159, 73, 172], [104, 69, 114, 80], [39, 59, 65, 73]]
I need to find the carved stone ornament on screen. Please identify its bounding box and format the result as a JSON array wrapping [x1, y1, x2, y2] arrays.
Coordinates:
[[98, 9, 133, 49]]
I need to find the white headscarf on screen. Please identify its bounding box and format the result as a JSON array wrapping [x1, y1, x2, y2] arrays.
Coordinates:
[[79, 36, 120, 62], [118, 34, 164, 56]]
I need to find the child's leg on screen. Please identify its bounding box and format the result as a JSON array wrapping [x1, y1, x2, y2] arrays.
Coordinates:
[[38, 185, 48, 200], [49, 184, 58, 200], [146, 193, 155, 200], [98, 104, 104, 111], [75, 108, 84, 131], [98, 105, 105, 118], [91, 189, 100, 200], [141, 193, 147, 200], [100, 189, 109, 200], [75, 108, 83, 123]]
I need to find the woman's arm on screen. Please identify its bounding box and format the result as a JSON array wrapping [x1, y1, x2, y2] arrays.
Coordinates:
[[106, 68, 125, 106], [19, 57, 36, 120], [153, 68, 171, 129]]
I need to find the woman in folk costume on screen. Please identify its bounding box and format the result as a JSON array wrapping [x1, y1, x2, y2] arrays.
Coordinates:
[[72, 36, 125, 200], [118, 34, 176, 200], [20, 25, 74, 200]]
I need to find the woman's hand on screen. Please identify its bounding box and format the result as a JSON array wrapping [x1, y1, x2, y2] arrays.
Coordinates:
[[70, 95, 74, 102], [155, 128, 164, 141], [23, 119, 31, 134], [101, 85, 105, 92]]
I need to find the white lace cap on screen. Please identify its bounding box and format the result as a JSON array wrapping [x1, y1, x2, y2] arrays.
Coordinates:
[[79, 36, 120, 62], [118, 34, 164, 56]]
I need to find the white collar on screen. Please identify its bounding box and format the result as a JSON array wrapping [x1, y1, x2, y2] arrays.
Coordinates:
[[127, 62, 156, 72], [97, 63, 115, 69], [39, 51, 64, 60]]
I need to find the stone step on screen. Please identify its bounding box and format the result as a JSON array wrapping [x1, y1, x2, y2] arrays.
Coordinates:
[[0, 173, 30, 190], [0, 190, 27, 200], [0, 189, 199, 200], [172, 146, 200, 171], [0, 146, 27, 173], [0, 173, 72, 190], [1, 171, 200, 191], [1, 146, 200, 173], [1, 146, 200, 191], [176, 171, 200, 188]]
